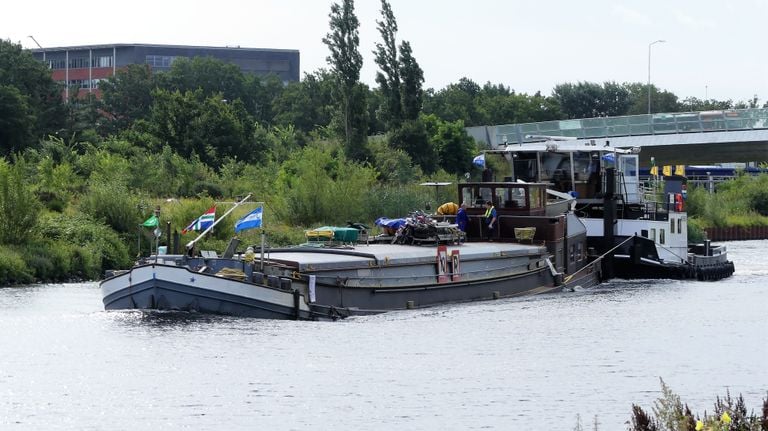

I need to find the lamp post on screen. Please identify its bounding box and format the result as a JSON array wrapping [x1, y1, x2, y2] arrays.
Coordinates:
[[647, 39, 666, 115], [28, 35, 45, 62], [27, 35, 42, 49]]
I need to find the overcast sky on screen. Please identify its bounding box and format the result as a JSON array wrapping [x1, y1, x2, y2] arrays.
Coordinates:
[[4, 0, 766, 104]]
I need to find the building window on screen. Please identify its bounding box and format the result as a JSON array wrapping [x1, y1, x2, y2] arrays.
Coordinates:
[[92, 56, 113, 68], [660, 229, 665, 244], [67, 79, 97, 89], [678, 219, 682, 235], [49, 59, 66, 69], [69, 57, 89, 69], [145, 55, 181, 69], [650, 228, 656, 242], [670, 218, 675, 234]]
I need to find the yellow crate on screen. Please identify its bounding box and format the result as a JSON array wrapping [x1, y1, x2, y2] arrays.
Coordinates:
[[514, 227, 536, 241]]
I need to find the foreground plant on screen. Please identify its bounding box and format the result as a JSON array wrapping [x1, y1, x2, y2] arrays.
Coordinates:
[[629, 378, 768, 431]]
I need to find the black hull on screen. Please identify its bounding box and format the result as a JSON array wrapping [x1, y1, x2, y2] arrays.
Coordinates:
[[612, 258, 735, 281]]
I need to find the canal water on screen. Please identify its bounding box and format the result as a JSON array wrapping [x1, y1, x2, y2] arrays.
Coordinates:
[[1, 241, 766, 430]]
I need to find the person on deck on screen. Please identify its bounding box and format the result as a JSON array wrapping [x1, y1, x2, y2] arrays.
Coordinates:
[[456, 202, 469, 233], [484, 200, 497, 241]]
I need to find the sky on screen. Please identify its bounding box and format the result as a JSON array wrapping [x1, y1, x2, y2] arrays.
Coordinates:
[[4, 0, 767, 103]]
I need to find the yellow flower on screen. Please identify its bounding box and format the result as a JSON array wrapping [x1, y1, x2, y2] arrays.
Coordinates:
[[721, 411, 731, 424], [695, 420, 704, 431]]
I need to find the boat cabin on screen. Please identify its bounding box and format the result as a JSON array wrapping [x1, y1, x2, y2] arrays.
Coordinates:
[[486, 141, 642, 203], [456, 181, 571, 245], [459, 182, 546, 215]]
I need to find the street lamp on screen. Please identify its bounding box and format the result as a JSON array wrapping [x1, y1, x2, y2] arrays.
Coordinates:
[[647, 39, 666, 115], [27, 35, 43, 49], [28, 35, 45, 62]]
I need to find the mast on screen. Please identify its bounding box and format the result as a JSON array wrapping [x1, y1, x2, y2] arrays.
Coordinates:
[[602, 169, 616, 280], [185, 194, 252, 251]]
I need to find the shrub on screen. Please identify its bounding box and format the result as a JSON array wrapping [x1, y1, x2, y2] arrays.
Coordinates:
[[0, 245, 34, 285], [362, 184, 432, 220], [189, 181, 224, 198], [79, 178, 141, 234], [71, 243, 101, 280], [35, 213, 132, 273], [273, 143, 378, 226], [688, 174, 768, 228], [687, 219, 706, 243], [749, 188, 768, 216], [0, 159, 42, 244], [259, 222, 307, 247]]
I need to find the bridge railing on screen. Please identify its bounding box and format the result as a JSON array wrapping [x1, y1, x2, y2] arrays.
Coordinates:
[[495, 108, 768, 145]]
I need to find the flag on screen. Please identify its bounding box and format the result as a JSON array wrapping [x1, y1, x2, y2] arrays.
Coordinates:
[[675, 165, 685, 176], [234, 206, 263, 233], [141, 215, 159, 228], [472, 154, 485, 168], [650, 166, 659, 176], [662, 165, 672, 176], [182, 206, 216, 234]]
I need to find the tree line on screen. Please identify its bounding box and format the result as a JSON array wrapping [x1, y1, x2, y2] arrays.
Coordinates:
[[3, 1, 764, 171]]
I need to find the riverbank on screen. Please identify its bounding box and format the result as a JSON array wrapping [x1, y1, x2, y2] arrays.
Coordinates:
[[686, 172, 768, 242]]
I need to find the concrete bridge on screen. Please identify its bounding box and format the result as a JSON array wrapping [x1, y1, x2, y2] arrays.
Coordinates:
[[467, 108, 768, 166]]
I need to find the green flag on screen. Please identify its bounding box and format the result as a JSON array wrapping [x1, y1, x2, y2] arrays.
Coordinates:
[[142, 215, 159, 228]]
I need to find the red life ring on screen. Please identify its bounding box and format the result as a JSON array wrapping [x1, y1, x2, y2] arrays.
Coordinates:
[[674, 193, 683, 212]]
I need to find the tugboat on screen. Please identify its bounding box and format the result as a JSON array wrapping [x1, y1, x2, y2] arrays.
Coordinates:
[[483, 137, 734, 281]]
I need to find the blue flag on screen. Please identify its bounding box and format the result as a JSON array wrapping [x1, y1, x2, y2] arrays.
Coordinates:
[[235, 206, 263, 233], [473, 154, 485, 168]]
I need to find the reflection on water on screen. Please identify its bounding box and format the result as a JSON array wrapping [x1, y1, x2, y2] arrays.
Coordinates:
[[0, 241, 766, 430], [109, 309, 236, 327]]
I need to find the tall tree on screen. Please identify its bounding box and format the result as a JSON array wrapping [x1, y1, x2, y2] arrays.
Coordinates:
[[553, 81, 631, 119], [149, 89, 254, 168], [388, 118, 435, 174], [100, 64, 155, 134], [272, 70, 335, 134], [398, 41, 424, 121], [155, 57, 246, 104], [0, 39, 65, 151], [423, 114, 475, 175], [373, 0, 402, 129], [323, 0, 369, 161], [423, 77, 485, 125], [0, 85, 35, 155], [623, 82, 679, 114]]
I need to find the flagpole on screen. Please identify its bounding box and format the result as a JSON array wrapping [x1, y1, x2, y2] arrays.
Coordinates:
[[260, 230, 265, 271], [185, 194, 252, 252]]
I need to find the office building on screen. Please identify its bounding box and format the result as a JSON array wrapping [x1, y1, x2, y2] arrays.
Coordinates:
[[30, 43, 300, 99]]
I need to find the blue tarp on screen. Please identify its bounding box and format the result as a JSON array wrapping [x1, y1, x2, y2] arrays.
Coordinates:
[[375, 217, 406, 230]]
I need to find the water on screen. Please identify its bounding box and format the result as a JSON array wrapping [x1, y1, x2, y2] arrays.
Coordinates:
[[1, 241, 766, 430]]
